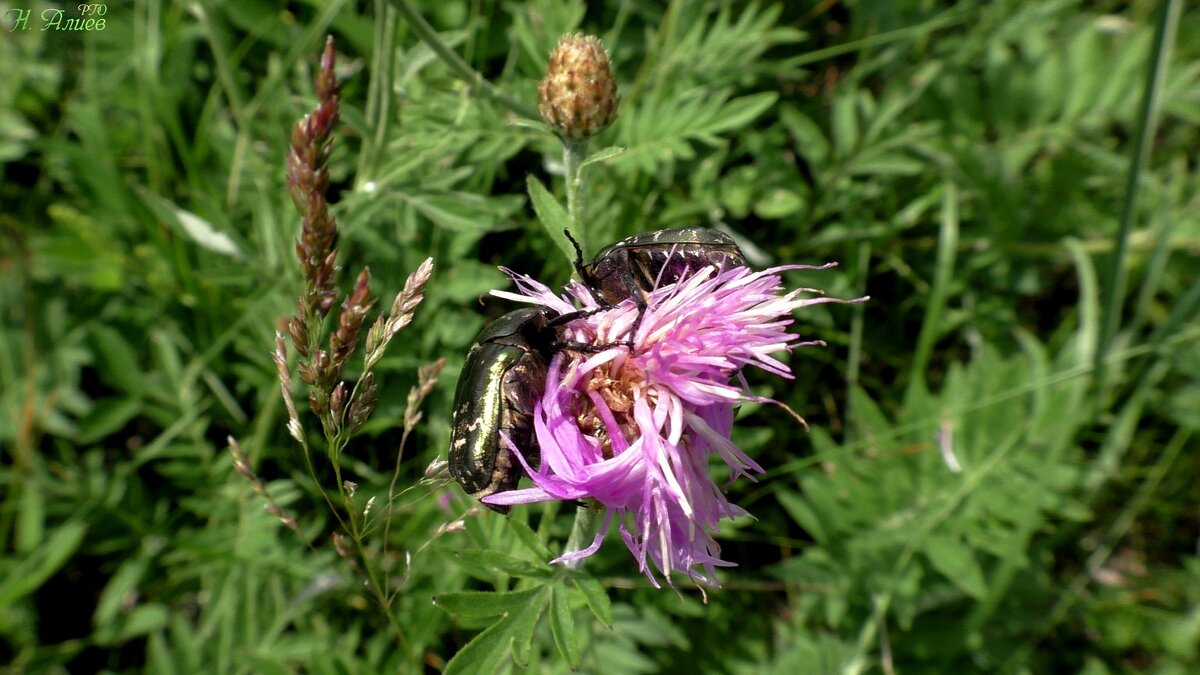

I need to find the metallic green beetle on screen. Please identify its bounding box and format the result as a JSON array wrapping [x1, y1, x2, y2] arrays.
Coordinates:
[[564, 226, 748, 347], [575, 226, 747, 305], [448, 308, 551, 513]]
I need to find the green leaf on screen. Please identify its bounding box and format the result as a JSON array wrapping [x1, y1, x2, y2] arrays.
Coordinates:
[[508, 585, 546, 666], [78, 396, 143, 444], [434, 588, 541, 619], [406, 193, 509, 233], [848, 153, 924, 176], [526, 175, 576, 264], [439, 261, 506, 303], [621, 91, 777, 173], [781, 106, 830, 165], [168, 612, 202, 670], [708, 92, 779, 135], [507, 117, 553, 133], [549, 585, 580, 667], [571, 576, 613, 628], [444, 610, 513, 672], [753, 189, 805, 219], [95, 604, 170, 645], [0, 521, 87, 607], [776, 490, 827, 545], [94, 557, 149, 627], [244, 656, 294, 675], [831, 92, 859, 156], [924, 534, 988, 600], [89, 325, 143, 395], [1161, 606, 1200, 659], [146, 631, 177, 673], [579, 145, 627, 171], [455, 550, 552, 578], [507, 518, 554, 561], [443, 586, 549, 675], [16, 479, 44, 553]]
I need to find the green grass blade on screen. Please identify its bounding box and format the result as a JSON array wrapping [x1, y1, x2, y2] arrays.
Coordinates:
[[1095, 0, 1182, 383]]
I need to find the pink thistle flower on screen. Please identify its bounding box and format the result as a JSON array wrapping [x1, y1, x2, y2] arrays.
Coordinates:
[[484, 262, 866, 587]]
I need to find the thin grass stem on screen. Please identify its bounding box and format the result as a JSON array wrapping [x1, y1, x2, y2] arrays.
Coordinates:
[[1095, 0, 1181, 384], [390, 0, 539, 121], [908, 183, 958, 390]]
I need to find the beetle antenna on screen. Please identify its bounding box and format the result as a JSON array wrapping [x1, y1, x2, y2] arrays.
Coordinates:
[[564, 228, 586, 277]]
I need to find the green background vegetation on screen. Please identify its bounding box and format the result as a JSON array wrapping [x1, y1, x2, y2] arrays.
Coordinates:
[[2, 0, 1198, 672]]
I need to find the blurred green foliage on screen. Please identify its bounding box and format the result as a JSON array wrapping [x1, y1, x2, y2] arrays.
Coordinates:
[[1, 0, 1198, 672]]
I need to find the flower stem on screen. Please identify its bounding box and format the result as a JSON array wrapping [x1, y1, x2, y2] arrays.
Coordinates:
[[563, 505, 599, 569], [563, 138, 590, 254]]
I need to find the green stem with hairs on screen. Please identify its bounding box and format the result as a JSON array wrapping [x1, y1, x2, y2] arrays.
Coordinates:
[[563, 139, 590, 255], [560, 139, 597, 563]]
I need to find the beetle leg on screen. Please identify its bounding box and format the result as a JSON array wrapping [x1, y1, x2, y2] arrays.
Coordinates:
[[623, 293, 648, 349], [546, 305, 607, 328], [548, 300, 641, 353], [553, 338, 628, 354]]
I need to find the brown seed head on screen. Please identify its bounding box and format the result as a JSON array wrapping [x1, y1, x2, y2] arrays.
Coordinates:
[[538, 34, 619, 139]]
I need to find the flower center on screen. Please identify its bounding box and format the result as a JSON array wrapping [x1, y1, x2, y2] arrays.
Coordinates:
[[572, 354, 647, 459]]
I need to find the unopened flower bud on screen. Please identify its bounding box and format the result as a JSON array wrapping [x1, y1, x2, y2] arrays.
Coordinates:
[[538, 34, 619, 139]]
